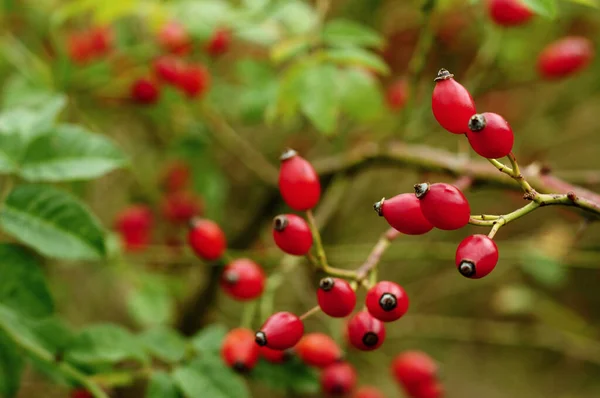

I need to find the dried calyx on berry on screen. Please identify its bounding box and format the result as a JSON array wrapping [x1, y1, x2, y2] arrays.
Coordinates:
[[255, 331, 268, 346], [273, 215, 289, 231], [433, 68, 454, 82], [319, 277, 335, 291], [379, 293, 398, 311], [458, 260, 476, 277], [373, 198, 385, 216], [280, 148, 298, 161], [413, 182, 430, 198], [468, 114, 487, 132]]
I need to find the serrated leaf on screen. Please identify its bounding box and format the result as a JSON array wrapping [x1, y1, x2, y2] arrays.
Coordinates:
[[521, 0, 558, 18], [0, 330, 23, 398], [322, 19, 383, 48], [298, 64, 339, 134], [0, 244, 53, 318], [250, 357, 319, 394], [323, 47, 390, 75], [19, 124, 127, 182], [127, 275, 174, 327], [190, 324, 227, 354], [146, 371, 179, 398], [65, 324, 149, 366], [174, 356, 250, 398], [0, 185, 106, 261], [140, 327, 187, 363], [338, 68, 384, 122]]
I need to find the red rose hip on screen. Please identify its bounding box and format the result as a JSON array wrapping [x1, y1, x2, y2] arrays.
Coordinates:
[[295, 333, 342, 368], [414, 182, 470, 230], [273, 214, 313, 255], [158, 21, 192, 55], [487, 0, 534, 27], [365, 281, 409, 322], [317, 277, 356, 318], [177, 64, 211, 98], [206, 28, 231, 56], [374, 193, 433, 235], [188, 218, 226, 261], [432, 69, 476, 134], [405, 381, 444, 398], [71, 389, 93, 398], [321, 362, 357, 396], [161, 191, 203, 224], [259, 346, 289, 363], [467, 112, 514, 159], [386, 79, 408, 111], [354, 386, 386, 398], [347, 311, 386, 351], [392, 351, 439, 388], [537, 36, 594, 80], [220, 259, 265, 300], [255, 312, 304, 350], [455, 234, 499, 279], [278, 149, 321, 211], [131, 78, 160, 104], [153, 56, 184, 85], [221, 328, 260, 372]]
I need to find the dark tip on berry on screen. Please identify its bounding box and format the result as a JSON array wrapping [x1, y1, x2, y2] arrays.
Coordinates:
[[223, 270, 239, 285], [362, 332, 379, 347], [273, 215, 289, 231], [280, 148, 298, 161], [188, 217, 200, 230], [373, 198, 385, 216], [458, 260, 476, 278], [232, 361, 249, 373], [319, 277, 335, 291], [379, 293, 398, 311], [255, 331, 267, 346], [434, 68, 454, 82], [414, 182, 430, 199], [331, 384, 346, 394], [468, 114, 487, 132]]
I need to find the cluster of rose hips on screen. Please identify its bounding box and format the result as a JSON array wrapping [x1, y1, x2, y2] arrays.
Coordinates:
[[67, 26, 113, 65]]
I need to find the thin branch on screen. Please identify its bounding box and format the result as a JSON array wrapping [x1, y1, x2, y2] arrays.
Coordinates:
[[356, 228, 400, 281]]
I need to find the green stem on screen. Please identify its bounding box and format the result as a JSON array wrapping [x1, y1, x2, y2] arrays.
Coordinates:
[[306, 209, 329, 270], [241, 300, 258, 329]]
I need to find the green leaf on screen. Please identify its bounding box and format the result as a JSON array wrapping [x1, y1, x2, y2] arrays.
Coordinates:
[[0, 184, 107, 261], [65, 324, 149, 366], [323, 47, 390, 75], [270, 37, 312, 64], [0, 244, 53, 318], [0, 304, 47, 359], [146, 371, 179, 398], [0, 96, 66, 139], [2, 75, 58, 110], [250, 357, 319, 394], [567, 0, 598, 7], [19, 124, 127, 182], [127, 275, 175, 327], [298, 64, 339, 134], [520, 248, 567, 288], [270, 1, 318, 35], [190, 324, 227, 354], [140, 327, 187, 363], [174, 356, 250, 398], [338, 68, 384, 122], [0, 330, 24, 398], [322, 19, 383, 48], [521, 0, 558, 18]]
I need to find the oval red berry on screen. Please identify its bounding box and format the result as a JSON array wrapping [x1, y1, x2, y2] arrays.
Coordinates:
[[415, 182, 470, 230], [188, 219, 226, 261], [221, 328, 260, 372], [131, 78, 160, 105], [432, 69, 476, 134], [488, 0, 534, 27], [255, 312, 304, 350], [375, 193, 434, 235], [347, 311, 386, 351], [321, 362, 357, 396], [455, 234, 499, 279], [537, 36, 594, 80], [365, 281, 409, 322], [295, 333, 342, 368], [220, 259, 265, 300], [273, 214, 313, 255], [391, 350, 439, 388], [467, 112, 514, 159], [317, 277, 356, 318], [278, 149, 321, 211]]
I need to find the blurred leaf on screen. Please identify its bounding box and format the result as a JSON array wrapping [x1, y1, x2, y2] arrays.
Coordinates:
[[146, 371, 179, 398], [250, 357, 319, 394], [0, 304, 47, 360], [520, 248, 567, 288], [322, 19, 383, 48], [323, 48, 390, 75], [174, 355, 249, 398], [2, 75, 57, 109], [270, 37, 312, 64], [0, 95, 66, 139], [93, 0, 137, 24], [492, 285, 535, 316], [30, 317, 74, 353], [567, 0, 598, 8], [190, 324, 227, 354], [0, 185, 106, 261], [298, 64, 339, 134], [0, 244, 53, 318], [0, 330, 23, 398], [140, 327, 187, 363], [270, 1, 318, 35], [267, 60, 310, 124], [243, 0, 271, 12], [65, 324, 149, 366], [338, 68, 384, 122], [521, 0, 558, 18], [171, 0, 234, 39], [127, 275, 175, 328]]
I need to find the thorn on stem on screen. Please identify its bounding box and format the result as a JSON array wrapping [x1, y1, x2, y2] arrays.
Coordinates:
[[567, 191, 577, 201]]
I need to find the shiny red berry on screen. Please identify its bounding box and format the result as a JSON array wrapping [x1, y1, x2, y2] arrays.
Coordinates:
[[206, 29, 231, 56], [432, 69, 476, 134], [321, 362, 357, 396], [537, 36, 594, 80], [347, 311, 386, 351], [161, 191, 203, 224], [71, 389, 93, 398], [131, 78, 160, 104], [158, 21, 192, 55], [88, 26, 113, 56], [404, 381, 444, 398], [177, 64, 211, 98], [221, 328, 260, 372], [386, 79, 408, 111], [259, 346, 289, 363], [365, 281, 409, 322], [115, 205, 153, 252], [374, 194, 433, 235], [487, 0, 534, 27], [153, 56, 184, 86], [392, 351, 439, 388], [414, 183, 470, 230], [272, 214, 313, 255], [354, 386, 386, 398], [255, 312, 304, 350], [220, 259, 265, 301], [188, 218, 226, 261], [317, 277, 356, 318], [160, 160, 191, 193], [455, 234, 499, 279], [467, 112, 514, 159], [295, 333, 342, 368], [278, 149, 321, 211]]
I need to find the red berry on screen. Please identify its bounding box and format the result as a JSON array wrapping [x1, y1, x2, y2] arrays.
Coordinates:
[[115, 205, 153, 252], [161, 191, 203, 224], [374, 194, 433, 235], [414, 183, 470, 231], [67, 33, 94, 64], [455, 234, 499, 279], [278, 149, 321, 211], [177, 64, 211, 98], [321, 362, 357, 396], [206, 28, 231, 56], [188, 218, 226, 261], [365, 281, 409, 322], [347, 311, 386, 351], [259, 346, 289, 363], [537, 36, 594, 80], [71, 389, 93, 398], [88, 26, 113, 56], [431, 69, 476, 134], [317, 277, 356, 318], [255, 312, 304, 350], [487, 0, 534, 27], [158, 21, 192, 55], [386, 79, 408, 111], [160, 160, 191, 193], [153, 56, 184, 86], [272, 214, 313, 255], [466, 112, 514, 159], [131, 78, 160, 104], [391, 351, 438, 388], [220, 258, 265, 301], [353, 386, 386, 398], [221, 328, 260, 372], [295, 333, 342, 368], [404, 381, 445, 398]]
